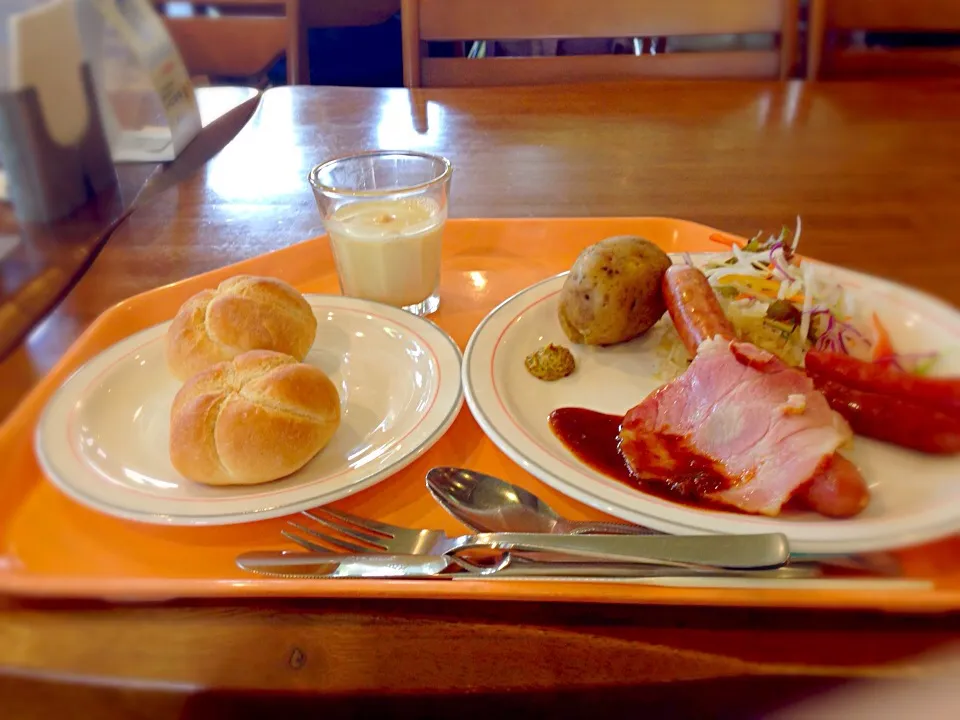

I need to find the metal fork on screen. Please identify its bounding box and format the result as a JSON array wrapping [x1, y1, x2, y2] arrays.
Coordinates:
[[283, 507, 790, 570], [285, 509, 448, 556]]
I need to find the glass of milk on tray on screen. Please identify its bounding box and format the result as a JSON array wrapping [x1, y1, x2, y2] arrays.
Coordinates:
[[309, 150, 452, 316]]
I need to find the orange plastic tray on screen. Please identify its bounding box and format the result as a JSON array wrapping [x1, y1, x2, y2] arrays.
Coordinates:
[[2, 217, 959, 610]]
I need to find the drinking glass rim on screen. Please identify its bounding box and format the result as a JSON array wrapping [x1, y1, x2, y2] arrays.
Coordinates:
[[308, 150, 453, 198]]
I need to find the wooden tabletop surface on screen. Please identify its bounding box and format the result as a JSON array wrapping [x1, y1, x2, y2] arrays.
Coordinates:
[[3, 80, 960, 715]]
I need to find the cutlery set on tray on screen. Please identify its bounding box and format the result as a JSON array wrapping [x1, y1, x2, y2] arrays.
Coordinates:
[[237, 467, 900, 582]]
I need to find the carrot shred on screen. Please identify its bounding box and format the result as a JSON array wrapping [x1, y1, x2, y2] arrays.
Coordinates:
[[871, 312, 895, 360], [709, 233, 746, 249]]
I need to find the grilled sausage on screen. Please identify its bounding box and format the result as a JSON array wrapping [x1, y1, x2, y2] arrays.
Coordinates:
[[806, 351, 960, 414], [815, 379, 960, 455], [662, 265, 735, 356], [802, 454, 870, 518]]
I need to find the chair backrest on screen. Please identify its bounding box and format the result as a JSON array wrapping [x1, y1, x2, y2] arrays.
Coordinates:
[[808, 0, 960, 79], [153, 0, 307, 84], [401, 0, 799, 87]]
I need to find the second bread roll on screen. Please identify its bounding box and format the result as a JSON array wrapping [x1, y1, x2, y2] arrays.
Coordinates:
[[170, 350, 341, 485], [166, 275, 317, 381]]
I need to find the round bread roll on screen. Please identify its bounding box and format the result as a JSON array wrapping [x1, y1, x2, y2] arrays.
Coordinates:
[[166, 275, 317, 381], [170, 350, 341, 485]]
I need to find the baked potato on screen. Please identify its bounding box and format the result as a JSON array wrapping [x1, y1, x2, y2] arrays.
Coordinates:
[[558, 236, 672, 346]]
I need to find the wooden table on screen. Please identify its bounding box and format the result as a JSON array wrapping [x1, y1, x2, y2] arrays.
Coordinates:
[[3, 80, 960, 716]]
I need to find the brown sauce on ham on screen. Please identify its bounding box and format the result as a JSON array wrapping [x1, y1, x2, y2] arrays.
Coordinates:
[[547, 407, 733, 512]]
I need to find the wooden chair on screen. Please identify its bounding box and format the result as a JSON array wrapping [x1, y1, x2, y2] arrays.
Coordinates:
[[808, 0, 960, 79], [400, 0, 799, 87], [153, 1, 308, 85], [302, 0, 399, 29]]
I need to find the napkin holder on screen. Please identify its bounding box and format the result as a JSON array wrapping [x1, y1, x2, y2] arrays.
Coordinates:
[[0, 0, 116, 224], [0, 66, 115, 224]]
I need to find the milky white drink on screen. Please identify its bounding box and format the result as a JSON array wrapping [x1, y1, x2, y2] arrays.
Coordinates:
[[325, 197, 446, 308]]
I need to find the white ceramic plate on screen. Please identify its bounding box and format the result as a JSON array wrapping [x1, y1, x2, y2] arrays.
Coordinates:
[[463, 254, 960, 553], [36, 295, 463, 525]]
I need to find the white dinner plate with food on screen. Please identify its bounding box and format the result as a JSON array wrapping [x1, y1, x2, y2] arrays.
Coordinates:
[[36, 295, 463, 525], [463, 236, 960, 553]]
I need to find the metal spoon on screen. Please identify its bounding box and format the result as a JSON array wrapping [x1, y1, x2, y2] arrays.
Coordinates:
[[425, 467, 902, 576], [425, 466, 655, 536]]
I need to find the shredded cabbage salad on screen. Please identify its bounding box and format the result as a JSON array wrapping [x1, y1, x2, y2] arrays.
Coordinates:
[[654, 218, 938, 380]]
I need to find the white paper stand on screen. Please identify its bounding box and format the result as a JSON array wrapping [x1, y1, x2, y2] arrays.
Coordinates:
[[75, 0, 201, 163]]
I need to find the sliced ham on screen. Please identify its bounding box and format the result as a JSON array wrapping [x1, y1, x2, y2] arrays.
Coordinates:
[[620, 337, 861, 516]]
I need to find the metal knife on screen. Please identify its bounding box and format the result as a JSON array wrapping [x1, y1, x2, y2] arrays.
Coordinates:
[[258, 531, 790, 573], [236, 550, 820, 580], [236, 551, 457, 578]]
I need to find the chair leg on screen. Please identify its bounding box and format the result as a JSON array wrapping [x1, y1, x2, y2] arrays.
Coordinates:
[[806, 0, 826, 80], [401, 0, 422, 88], [285, 0, 310, 84]]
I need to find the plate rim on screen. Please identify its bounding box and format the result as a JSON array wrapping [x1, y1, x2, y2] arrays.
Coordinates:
[[35, 294, 464, 526], [462, 258, 960, 553]]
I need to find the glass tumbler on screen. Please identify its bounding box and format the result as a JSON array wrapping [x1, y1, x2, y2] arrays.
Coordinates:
[[309, 150, 452, 316]]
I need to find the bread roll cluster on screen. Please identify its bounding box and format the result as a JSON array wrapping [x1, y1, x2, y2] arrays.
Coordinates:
[[165, 276, 340, 486], [166, 275, 317, 381]]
